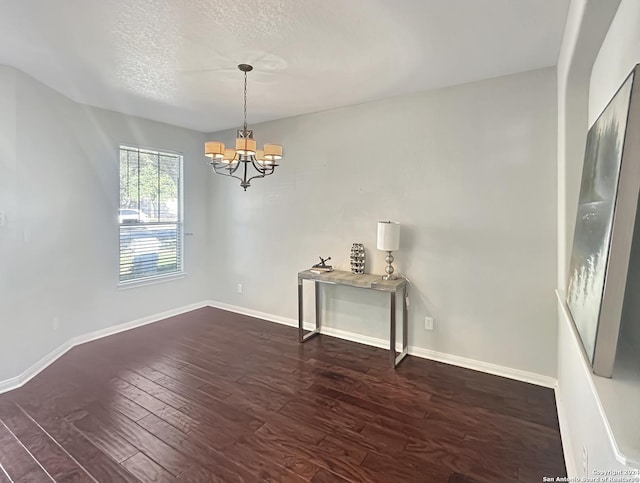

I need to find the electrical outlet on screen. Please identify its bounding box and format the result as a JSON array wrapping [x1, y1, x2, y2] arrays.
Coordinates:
[[424, 316, 434, 331], [582, 444, 588, 476], [237, 283, 243, 294], [53, 316, 60, 331]]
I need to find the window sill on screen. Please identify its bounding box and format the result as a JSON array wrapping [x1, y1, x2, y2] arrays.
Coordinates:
[[118, 272, 186, 290]]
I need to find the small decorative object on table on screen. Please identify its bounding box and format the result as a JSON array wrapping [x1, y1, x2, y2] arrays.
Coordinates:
[[311, 256, 333, 273], [350, 243, 365, 274]]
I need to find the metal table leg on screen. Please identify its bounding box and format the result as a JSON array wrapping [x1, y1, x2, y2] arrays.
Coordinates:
[[392, 286, 409, 368], [403, 285, 408, 352], [299, 278, 320, 343], [390, 291, 396, 367], [315, 280, 320, 332]]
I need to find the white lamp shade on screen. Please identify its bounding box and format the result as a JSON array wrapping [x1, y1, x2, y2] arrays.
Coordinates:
[[377, 221, 400, 251]]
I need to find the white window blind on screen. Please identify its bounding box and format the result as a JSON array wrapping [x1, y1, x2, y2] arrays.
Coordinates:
[[119, 146, 183, 283]]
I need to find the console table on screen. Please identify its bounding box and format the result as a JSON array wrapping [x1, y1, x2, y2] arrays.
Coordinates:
[[297, 269, 408, 368]]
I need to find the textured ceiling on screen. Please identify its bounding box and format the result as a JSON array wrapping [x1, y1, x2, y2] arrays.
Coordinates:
[[0, 0, 569, 133]]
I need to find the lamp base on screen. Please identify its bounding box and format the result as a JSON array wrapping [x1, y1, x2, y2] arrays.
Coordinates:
[[383, 251, 397, 280]]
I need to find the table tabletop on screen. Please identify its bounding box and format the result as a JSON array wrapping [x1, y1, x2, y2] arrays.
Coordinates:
[[298, 269, 407, 292]]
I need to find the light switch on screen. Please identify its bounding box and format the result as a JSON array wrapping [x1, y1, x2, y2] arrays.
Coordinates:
[[0, 211, 4, 226]]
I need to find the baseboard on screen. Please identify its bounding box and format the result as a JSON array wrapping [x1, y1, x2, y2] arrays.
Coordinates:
[[0, 301, 209, 395], [73, 301, 209, 347], [407, 346, 557, 388], [0, 340, 74, 395], [206, 300, 302, 328], [206, 300, 557, 389]]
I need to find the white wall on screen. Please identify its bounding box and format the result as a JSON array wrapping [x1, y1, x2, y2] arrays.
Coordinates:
[[208, 68, 558, 378], [590, 0, 640, 126], [555, 0, 630, 476], [0, 66, 211, 382], [0, 68, 17, 378]]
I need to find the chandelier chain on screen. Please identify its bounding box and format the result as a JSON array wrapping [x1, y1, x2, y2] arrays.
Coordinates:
[[243, 71, 248, 132]]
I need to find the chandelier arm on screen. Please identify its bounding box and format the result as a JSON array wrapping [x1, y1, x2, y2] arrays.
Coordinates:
[[229, 173, 247, 185], [212, 161, 241, 175], [213, 162, 246, 185], [249, 157, 278, 175], [261, 164, 276, 175], [245, 164, 276, 184], [249, 157, 268, 173], [245, 173, 266, 184], [221, 171, 250, 187]]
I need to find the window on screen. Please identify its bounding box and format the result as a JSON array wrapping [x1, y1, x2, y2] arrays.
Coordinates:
[[119, 146, 183, 283]]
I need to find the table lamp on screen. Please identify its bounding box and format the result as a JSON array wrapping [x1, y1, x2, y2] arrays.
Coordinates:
[[377, 221, 400, 280]]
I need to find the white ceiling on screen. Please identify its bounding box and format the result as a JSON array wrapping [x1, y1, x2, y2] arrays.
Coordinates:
[[0, 0, 569, 133]]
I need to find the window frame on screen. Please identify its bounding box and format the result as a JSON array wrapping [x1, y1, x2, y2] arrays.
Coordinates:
[[117, 144, 185, 286]]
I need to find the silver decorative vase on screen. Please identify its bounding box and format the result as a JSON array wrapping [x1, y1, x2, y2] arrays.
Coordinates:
[[350, 243, 365, 274]]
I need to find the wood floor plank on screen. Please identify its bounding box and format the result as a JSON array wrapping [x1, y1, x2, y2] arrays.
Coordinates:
[[79, 402, 191, 477], [243, 426, 386, 483], [109, 377, 198, 435], [0, 307, 566, 482], [108, 395, 152, 423], [14, 468, 54, 483], [0, 401, 92, 482], [15, 400, 139, 483], [0, 421, 50, 482], [118, 369, 263, 433], [121, 452, 175, 483], [199, 378, 291, 416], [68, 410, 139, 464], [310, 468, 350, 483], [0, 468, 10, 483], [176, 465, 231, 483], [317, 434, 367, 464], [361, 451, 451, 482], [225, 431, 321, 481], [304, 358, 430, 418], [144, 360, 211, 391], [360, 423, 408, 452], [402, 437, 520, 483], [136, 413, 260, 482]]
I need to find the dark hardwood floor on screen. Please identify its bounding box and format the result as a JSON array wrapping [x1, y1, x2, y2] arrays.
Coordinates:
[[0, 307, 566, 482]]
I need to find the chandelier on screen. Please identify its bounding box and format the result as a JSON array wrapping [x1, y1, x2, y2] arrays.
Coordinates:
[[205, 64, 283, 190]]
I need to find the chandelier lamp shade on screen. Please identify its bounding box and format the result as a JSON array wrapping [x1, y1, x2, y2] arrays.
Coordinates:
[[205, 64, 284, 190]]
